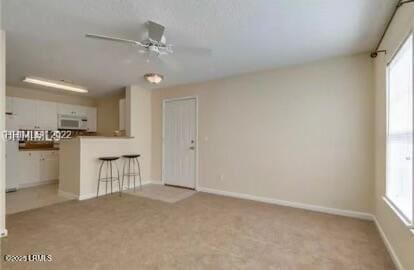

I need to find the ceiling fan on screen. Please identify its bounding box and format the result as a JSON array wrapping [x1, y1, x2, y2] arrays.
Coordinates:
[[85, 20, 211, 59]]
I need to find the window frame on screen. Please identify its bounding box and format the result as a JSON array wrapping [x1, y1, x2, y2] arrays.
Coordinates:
[[385, 32, 414, 228]]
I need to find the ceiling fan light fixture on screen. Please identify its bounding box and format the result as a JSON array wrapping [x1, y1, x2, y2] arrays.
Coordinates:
[[144, 73, 164, 84]]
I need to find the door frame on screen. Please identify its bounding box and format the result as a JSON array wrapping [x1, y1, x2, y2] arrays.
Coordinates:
[[162, 96, 199, 190]]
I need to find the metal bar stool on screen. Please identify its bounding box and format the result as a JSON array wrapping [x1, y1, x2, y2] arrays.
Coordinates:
[[122, 154, 142, 191], [97, 156, 121, 197]]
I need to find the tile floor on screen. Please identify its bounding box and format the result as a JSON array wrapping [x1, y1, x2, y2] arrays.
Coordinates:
[[125, 184, 196, 203], [6, 183, 71, 214]]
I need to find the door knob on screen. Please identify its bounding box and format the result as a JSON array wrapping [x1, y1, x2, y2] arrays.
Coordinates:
[[189, 146, 195, 150]]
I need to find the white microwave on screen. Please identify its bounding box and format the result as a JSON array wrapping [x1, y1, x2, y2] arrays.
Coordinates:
[[58, 114, 88, 130]]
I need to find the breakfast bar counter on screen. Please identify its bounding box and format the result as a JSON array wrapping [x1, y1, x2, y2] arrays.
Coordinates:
[[58, 136, 137, 200]]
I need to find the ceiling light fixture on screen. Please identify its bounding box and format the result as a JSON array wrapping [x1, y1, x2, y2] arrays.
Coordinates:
[[144, 73, 164, 84], [23, 76, 88, 93]]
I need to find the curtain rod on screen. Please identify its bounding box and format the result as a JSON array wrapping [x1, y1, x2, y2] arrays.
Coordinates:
[[371, 0, 414, 58]]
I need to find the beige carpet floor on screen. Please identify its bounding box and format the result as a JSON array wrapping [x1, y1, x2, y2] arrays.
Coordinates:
[[125, 184, 196, 203], [1, 192, 394, 270]]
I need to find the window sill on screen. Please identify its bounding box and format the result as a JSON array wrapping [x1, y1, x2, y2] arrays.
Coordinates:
[[382, 196, 414, 235]]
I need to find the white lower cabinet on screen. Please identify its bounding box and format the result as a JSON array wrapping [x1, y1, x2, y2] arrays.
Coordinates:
[[40, 151, 59, 181], [17, 151, 59, 188], [18, 151, 40, 187]]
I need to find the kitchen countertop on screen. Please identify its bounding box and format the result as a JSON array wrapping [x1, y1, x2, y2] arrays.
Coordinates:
[[19, 147, 59, 151], [76, 136, 134, 139]]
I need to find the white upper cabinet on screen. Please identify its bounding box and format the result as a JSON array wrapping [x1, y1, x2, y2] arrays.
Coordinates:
[[86, 107, 97, 132], [13, 98, 58, 130], [58, 104, 87, 117], [13, 98, 37, 129], [76, 105, 88, 118], [57, 104, 74, 116], [37, 101, 58, 130], [10, 97, 97, 132]]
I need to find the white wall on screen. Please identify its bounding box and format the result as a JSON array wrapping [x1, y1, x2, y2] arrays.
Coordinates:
[[59, 138, 80, 197], [152, 53, 374, 214], [126, 86, 152, 182], [0, 29, 6, 237], [6, 86, 97, 107], [96, 93, 122, 136], [374, 4, 414, 270]]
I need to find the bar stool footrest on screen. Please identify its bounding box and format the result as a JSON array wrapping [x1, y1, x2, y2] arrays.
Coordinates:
[[98, 177, 120, 182]]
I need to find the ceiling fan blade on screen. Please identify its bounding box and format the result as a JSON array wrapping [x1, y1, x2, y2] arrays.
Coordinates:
[[169, 45, 212, 56], [146, 21, 165, 43], [155, 55, 180, 71], [85, 34, 144, 46]]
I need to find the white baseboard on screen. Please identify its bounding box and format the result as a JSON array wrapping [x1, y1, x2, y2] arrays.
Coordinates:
[[58, 190, 80, 200], [0, 229, 7, 238], [19, 179, 58, 189], [78, 180, 154, 201], [198, 188, 403, 269], [19, 181, 403, 269], [373, 217, 404, 270], [149, 180, 162, 185], [198, 187, 373, 221]]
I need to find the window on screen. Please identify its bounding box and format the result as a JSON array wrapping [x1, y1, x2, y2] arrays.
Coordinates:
[[386, 33, 414, 226]]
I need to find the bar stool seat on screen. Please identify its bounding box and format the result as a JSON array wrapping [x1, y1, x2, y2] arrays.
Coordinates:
[[97, 156, 121, 197], [122, 154, 142, 191], [99, 156, 120, 161], [122, 154, 140, 158]]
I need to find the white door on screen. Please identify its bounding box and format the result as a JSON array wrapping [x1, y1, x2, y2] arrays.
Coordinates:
[[163, 98, 197, 189]]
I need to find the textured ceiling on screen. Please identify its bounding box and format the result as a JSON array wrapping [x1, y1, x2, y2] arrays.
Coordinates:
[[3, 0, 397, 96]]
